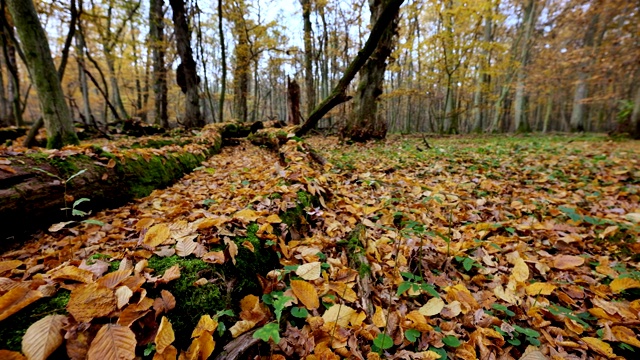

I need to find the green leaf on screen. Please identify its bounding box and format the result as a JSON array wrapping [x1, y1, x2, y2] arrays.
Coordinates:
[[253, 322, 281, 343], [527, 336, 541, 346], [507, 337, 521, 346], [83, 219, 105, 226], [463, 257, 474, 272], [373, 333, 393, 350], [397, 281, 412, 296], [421, 283, 440, 298], [72, 209, 88, 217], [400, 272, 417, 280], [66, 169, 87, 183], [513, 325, 539, 338], [405, 329, 420, 343], [203, 199, 216, 206], [217, 321, 226, 337], [429, 346, 448, 360], [291, 307, 309, 319], [442, 335, 461, 348], [73, 198, 91, 208], [143, 344, 155, 357], [491, 303, 515, 317]]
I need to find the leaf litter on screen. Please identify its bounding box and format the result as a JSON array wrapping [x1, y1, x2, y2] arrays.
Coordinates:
[[0, 134, 639, 359]]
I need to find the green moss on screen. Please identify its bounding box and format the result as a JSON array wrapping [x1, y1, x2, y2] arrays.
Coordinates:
[[130, 139, 190, 149], [46, 131, 80, 149], [0, 289, 70, 351]]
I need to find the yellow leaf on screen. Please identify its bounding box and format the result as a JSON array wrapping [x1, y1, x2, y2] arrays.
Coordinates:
[[234, 208, 260, 222], [87, 324, 136, 360], [152, 345, 177, 360], [511, 258, 529, 283], [295, 262, 322, 281], [155, 316, 175, 354], [609, 277, 640, 293], [67, 283, 116, 323], [321, 303, 355, 328], [0, 287, 43, 321], [192, 315, 218, 338], [551, 255, 584, 270], [229, 319, 256, 338], [198, 332, 215, 360], [265, 214, 282, 223], [418, 297, 445, 317], [372, 305, 387, 327], [611, 326, 640, 348], [21, 315, 67, 360], [582, 337, 615, 358], [144, 224, 171, 248], [525, 282, 557, 296], [291, 280, 319, 309], [328, 282, 358, 302]]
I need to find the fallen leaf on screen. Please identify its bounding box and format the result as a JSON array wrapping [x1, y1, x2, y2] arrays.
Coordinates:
[[87, 324, 136, 360], [0, 287, 43, 321], [155, 316, 175, 354], [192, 315, 218, 338], [48, 221, 74, 232], [295, 262, 322, 280], [321, 303, 355, 328], [153, 290, 176, 317], [152, 345, 177, 360], [525, 282, 557, 296], [0, 260, 22, 274], [611, 326, 640, 348], [176, 238, 198, 257], [582, 337, 615, 358], [609, 277, 640, 293], [551, 255, 585, 270], [419, 297, 445, 317], [202, 251, 225, 264], [21, 314, 67, 360], [143, 224, 171, 248], [291, 279, 320, 309], [97, 268, 132, 289], [157, 265, 180, 284], [229, 319, 256, 338], [67, 283, 116, 323], [115, 286, 133, 309], [511, 258, 529, 283], [234, 208, 260, 222]]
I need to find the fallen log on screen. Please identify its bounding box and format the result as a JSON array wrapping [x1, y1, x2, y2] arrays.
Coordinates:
[[0, 122, 262, 244]]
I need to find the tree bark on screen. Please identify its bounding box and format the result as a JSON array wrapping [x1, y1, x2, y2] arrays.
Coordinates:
[[169, 0, 204, 128], [631, 85, 640, 139], [296, 0, 404, 137], [300, 0, 315, 116], [343, 0, 400, 141], [232, 2, 250, 123], [6, 0, 79, 148], [218, 0, 226, 123], [287, 76, 301, 125], [150, 0, 168, 128], [513, 0, 537, 133]]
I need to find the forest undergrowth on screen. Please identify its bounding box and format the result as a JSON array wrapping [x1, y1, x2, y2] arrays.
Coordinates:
[[1, 133, 639, 360]]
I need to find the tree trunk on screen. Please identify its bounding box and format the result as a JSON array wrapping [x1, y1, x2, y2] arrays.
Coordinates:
[[300, 0, 315, 116], [75, 28, 93, 126], [150, 0, 168, 128], [0, 10, 22, 127], [287, 76, 301, 125], [169, 0, 203, 128], [218, 0, 226, 123], [6, 0, 78, 148], [631, 85, 640, 139], [472, 9, 492, 133], [342, 0, 400, 141], [296, 0, 404, 138], [232, 7, 250, 123], [513, 0, 537, 133]]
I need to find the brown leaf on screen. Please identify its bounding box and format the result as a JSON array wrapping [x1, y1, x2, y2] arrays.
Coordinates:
[[157, 265, 180, 284], [153, 290, 176, 317], [67, 283, 116, 323], [115, 286, 133, 309], [152, 345, 177, 360], [97, 268, 132, 289], [0, 260, 22, 275], [0, 350, 25, 360], [551, 255, 585, 270], [202, 251, 225, 264], [155, 316, 175, 354], [21, 314, 67, 360], [175, 238, 197, 257], [224, 238, 238, 265], [233, 208, 260, 222], [0, 287, 43, 321], [87, 324, 136, 360], [291, 279, 319, 309], [51, 266, 95, 283]]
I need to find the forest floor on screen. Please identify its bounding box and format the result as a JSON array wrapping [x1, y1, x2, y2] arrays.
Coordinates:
[[1, 133, 640, 360]]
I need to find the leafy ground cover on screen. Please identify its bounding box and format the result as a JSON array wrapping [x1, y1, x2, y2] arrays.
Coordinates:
[[1, 133, 639, 360]]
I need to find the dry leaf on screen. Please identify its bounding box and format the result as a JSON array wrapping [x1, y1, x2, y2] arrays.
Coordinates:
[[582, 337, 615, 358], [197, 332, 215, 359], [419, 297, 445, 317], [176, 238, 197, 257], [115, 286, 133, 309], [155, 316, 175, 354], [609, 277, 640, 293], [511, 258, 529, 283], [0, 287, 43, 321], [290, 279, 319, 309], [551, 255, 585, 270], [372, 305, 387, 327], [321, 303, 355, 328], [295, 262, 322, 281], [611, 326, 640, 348], [202, 251, 225, 264], [152, 345, 177, 360], [144, 224, 171, 248], [525, 282, 556, 296], [87, 324, 136, 360], [192, 315, 218, 338], [234, 208, 260, 222], [224, 238, 238, 265], [97, 268, 132, 289], [0, 350, 25, 360], [0, 260, 22, 274], [153, 290, 176, 317], [67, 283, 116, 323], [229, 319, 256, 338], [157, 265, 180, 284], [21, 314, 67, 360]]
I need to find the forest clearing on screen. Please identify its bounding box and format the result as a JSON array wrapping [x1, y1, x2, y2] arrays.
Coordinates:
[[0, 0, 639, 359]]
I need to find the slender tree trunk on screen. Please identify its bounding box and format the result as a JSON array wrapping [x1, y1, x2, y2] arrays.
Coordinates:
[[472, 8, 492, 133], [232, 6, 250, 123], [104, 51, 129, 120], [75, 28, 92, 125], [169, 0, 203, 128], [300, 0, 315, 116], [6, 0, 78, 148], [631, 85, 640, 139], [0, 11, 22, 127], [0, 29, 8, 126], [149, 0, 168, 128], [343, 0, 400, 141], [513, 0, 537, 132], [218, 0, 226, 123], [287, 76, 301, 125]]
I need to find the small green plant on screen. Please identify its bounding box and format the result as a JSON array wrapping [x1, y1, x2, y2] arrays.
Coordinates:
[[397, 272, 440, 298], [493, 324, 541, 347], [253, 291, 294, 344], [454, 255, 483, 273]]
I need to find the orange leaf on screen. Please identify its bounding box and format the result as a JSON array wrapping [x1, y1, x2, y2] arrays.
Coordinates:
[[198, 332, 215, 359], [582, 337, 615, 358], [153, 290, 176, 317], [87, 324, 136, 360], [291, 280, 319, 309], [0, 350, 25, 360], [224, 238, 238, 265], [157, 265, 180, 284], [144, 224, 171, 248], [609, 277, 640, 293], [67, 283, 116, 323], [21, 314, 67, 360], [0, 260, 22, 274], [0, 287, 43, 321], [152, 345, 177, 360], [97, 268, 132, 289], [50, 266, 95, 283], [234, 208, 260, 222], [551, 255, 585, 270], [155, 316, 175, 354]]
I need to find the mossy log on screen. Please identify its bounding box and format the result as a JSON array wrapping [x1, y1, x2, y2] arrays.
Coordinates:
[[0, 125, 225, 243]]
